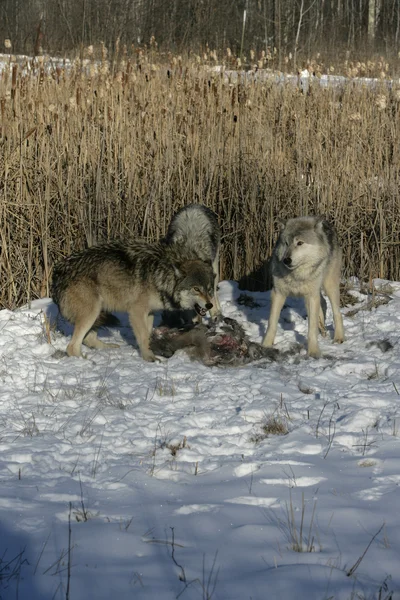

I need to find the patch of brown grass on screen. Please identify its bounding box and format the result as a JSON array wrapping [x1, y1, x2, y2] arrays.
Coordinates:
[[161, 436, 189, 457], [250, 416, 289, 443]]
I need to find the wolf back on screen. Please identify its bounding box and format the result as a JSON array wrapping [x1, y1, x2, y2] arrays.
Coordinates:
[[164, 204, 220, 264]]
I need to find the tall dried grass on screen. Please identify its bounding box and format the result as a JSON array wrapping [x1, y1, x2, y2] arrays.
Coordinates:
[[1, 47, 400, 309]]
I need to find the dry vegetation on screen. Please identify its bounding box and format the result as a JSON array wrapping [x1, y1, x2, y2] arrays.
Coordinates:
[[250, 415, 289, 444], [1, 45, 400, 309]]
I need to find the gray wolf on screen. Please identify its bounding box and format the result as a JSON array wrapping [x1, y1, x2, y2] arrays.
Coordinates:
[[51, 240, 215, 362], [262, 216, 345, 358], [164, 204, 222, 318]]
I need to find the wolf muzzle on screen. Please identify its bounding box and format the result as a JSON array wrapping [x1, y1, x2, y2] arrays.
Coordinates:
[[195, 302, 213, 317]]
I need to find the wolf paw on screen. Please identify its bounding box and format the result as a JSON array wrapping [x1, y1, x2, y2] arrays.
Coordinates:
[[66, 343, 83, 358], [262, 335, 274, 348], [307, 347, 321, 359], [142, 350, 159, 362]]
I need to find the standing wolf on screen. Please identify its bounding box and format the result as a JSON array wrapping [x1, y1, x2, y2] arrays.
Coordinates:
[[164, 204, 222, 318], [51, 240, 215, 362], [262, 216, 345, 358]]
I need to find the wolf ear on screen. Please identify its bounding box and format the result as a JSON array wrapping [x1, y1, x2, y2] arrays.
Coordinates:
[[314, 215, 326, 231], [172, 264, 183, 278], [277, 218, 286, 231]]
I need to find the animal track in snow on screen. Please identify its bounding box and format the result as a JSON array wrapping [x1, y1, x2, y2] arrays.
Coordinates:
[[353, 474, 400, 501]]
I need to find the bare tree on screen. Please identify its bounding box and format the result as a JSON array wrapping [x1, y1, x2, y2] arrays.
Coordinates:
[[0, 0, 399, 57]]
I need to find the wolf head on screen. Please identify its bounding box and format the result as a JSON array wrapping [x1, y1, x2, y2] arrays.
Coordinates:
[[173, 259, 215, 316], [275, 216, 334, 270]]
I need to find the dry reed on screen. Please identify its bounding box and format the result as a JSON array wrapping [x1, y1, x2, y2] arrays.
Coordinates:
[[1, 46, 400, 309]]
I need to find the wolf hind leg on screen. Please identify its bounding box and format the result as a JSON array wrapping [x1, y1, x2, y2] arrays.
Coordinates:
[[67, 302, 102, 357], [323, 271, 345, 344], [319, 293, 327, 337]]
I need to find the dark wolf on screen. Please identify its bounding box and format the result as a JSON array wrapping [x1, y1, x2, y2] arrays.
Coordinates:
[[51, 240, 215, 362], [262, 216, 345, 358]]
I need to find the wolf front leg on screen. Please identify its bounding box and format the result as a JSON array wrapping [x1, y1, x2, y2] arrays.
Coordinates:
[[305, 293, 321, 358], [128, 303, 158, 362], [262, 288, 286, 347], [209, 249, 222, 319]]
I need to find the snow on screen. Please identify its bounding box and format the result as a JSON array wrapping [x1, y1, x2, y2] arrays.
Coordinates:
[[0, 280, 399, 599], [1, 52, 398, 94]]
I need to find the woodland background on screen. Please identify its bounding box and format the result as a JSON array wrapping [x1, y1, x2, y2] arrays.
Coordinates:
[[0, 1, 397, 60]]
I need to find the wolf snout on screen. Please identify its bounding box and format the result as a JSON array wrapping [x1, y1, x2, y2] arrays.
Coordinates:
[[205, 302, 213, 310], [283, 256, 292, 267]]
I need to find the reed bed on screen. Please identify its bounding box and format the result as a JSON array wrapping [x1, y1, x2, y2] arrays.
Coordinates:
[[1, 47, 400, 309]]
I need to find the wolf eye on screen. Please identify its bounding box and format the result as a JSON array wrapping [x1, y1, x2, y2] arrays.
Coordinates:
[[193, 286, 200, 293], [297, 240, 304, 246]]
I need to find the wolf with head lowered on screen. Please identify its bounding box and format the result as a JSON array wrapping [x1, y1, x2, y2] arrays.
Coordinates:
[[262, 216, 345, 358], [51, 239, 215, 362]]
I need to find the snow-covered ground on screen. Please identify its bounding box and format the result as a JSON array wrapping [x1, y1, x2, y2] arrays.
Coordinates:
[[0, 52, 73, 75], [1, 51, 398, 93], [0, 280, 399, 599]]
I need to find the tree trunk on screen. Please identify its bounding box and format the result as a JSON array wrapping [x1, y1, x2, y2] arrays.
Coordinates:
[[368, 0, 375, 45]]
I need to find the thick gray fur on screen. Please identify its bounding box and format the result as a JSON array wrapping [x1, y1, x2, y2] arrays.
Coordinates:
[[164, 204, 222, 318], [262, 216, 345, 358]]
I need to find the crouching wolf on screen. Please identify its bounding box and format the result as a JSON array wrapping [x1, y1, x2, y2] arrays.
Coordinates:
[[51, 240, 215, 362], [262, 216, 345, 358], [164, 204, 222, 318]]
